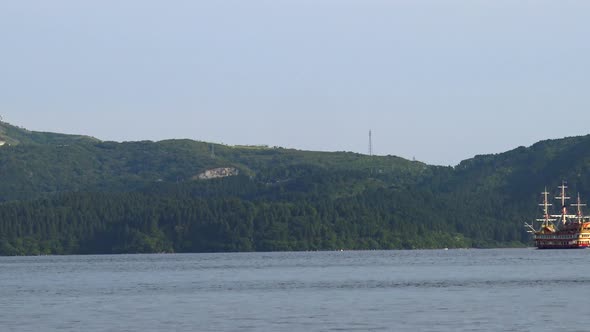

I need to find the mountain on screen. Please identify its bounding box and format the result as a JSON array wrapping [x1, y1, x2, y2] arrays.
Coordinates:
[[0, 121, 99, 146], [1, 121, 589, 255], [0, 121, 428, 201]]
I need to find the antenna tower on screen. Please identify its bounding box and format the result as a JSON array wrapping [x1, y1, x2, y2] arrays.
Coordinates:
[[368, 130, 373, 156]]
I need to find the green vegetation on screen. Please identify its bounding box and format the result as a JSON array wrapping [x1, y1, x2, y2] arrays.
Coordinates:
[[0, 121, 587, 255]]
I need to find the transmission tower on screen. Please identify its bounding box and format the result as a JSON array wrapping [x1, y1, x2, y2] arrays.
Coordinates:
[[210, 144, 215, 159], [368, 130, 373, 156]]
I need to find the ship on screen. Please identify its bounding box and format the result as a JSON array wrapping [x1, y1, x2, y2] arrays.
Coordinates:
[[524, 181, 590, 249]]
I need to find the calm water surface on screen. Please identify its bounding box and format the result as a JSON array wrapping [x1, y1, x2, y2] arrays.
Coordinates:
[[1, 249, 590, 331]]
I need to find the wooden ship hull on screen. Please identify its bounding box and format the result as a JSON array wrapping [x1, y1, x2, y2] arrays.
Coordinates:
[[534, 227, 590, 249]]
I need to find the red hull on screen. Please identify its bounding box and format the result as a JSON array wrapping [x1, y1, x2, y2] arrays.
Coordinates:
[[537, 245, 589, 249], [535, 242, 590, 249]]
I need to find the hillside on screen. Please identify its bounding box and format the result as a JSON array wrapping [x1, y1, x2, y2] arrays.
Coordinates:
[[0, 121, 429, 201], [1, 121, 590, 255], [0, 121, 99, 146]]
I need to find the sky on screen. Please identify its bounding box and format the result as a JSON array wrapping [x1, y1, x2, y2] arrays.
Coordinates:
[[1, 0, 589, 165]]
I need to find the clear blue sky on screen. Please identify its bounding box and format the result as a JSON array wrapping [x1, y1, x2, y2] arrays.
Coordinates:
[[1, 1, 589, 165]]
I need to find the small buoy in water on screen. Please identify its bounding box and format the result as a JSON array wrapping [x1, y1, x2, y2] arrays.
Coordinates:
[[444, 248, 449, 251]]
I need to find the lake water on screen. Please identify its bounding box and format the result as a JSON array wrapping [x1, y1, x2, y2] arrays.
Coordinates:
[[1, 249, 590, 331]]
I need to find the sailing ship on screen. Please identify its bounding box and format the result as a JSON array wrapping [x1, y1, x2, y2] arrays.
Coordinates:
[[525, 181, 590, 249]]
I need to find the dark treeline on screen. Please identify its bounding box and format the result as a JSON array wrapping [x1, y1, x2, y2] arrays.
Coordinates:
[[0, 172, 527, 256]]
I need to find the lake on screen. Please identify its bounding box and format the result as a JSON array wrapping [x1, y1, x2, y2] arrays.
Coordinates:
[[1, 249, 589, 331]]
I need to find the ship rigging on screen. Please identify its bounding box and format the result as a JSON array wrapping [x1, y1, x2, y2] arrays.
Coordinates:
[[525, 181, 590, 249]]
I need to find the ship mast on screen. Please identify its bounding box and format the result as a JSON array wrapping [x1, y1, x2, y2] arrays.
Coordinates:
[[525, 182, 587, 237], [526, 187, 556, 233], [571, 192, 586, 220], [555, 180, 571, 225], [537, 187, 554, 228]]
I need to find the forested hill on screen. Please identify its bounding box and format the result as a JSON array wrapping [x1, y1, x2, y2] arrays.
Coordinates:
[[1, 121, 590, 255], [0, 121, 426, 201]]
